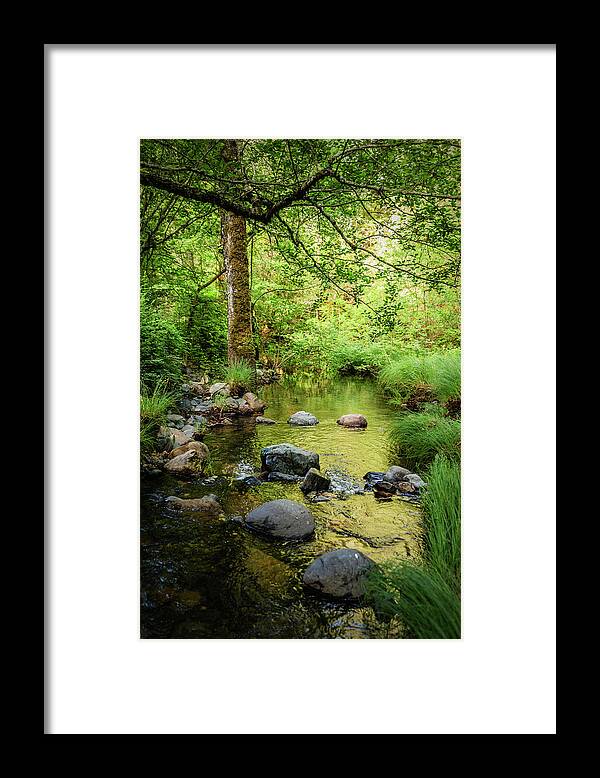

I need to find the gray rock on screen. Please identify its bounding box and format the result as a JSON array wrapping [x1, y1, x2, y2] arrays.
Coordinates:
[[300, 467, 331, 494], [287, 411, 319, 426], [191, 402, 213, 413], [209, 382, 230, 397], [261, 443, 319, 476], [187, 415, 207, 426], [267, 472, 302, 483], [158, 426, 194, 451], [181, 425, 196, 436], [364, 472, 385, 490], [244, 499, 315, 540], [256, 416, 277, 424], [166, 414, 186, 428], [234, 475, 263, 488], [383, 465, 412, 483], [303, 548, 376, 600], [405, 473, 427, 489]]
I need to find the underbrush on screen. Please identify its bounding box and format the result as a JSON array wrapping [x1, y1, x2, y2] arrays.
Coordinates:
[[388, 409, 461, 469], [378, 349, 460, 406], [366, 455, 461, 639], [366, 563, 460, 639], [140, 380, 178, 456]]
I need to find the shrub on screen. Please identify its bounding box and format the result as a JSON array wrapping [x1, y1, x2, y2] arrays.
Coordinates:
[[388, 410, 461, 468], [140, 293, 186, 390], [329, 341, 390, 376]]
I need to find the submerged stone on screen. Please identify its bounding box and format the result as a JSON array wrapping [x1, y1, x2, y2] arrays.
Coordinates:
[[164, 494, 221, 514], [261, 443, 319, 476], [302, 548, 376, 600], [245, 499, 315, 540]]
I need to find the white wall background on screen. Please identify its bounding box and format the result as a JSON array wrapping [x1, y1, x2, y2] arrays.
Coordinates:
[[47, 44, 556, 735]]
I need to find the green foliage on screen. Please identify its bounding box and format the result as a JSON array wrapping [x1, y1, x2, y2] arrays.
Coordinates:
[[366, 563, 460, 639], [140, 380, 177, 455], [388, 410, 461, 468], [329, 341, 390, 376], [140, 292, 186, 390], [378, 349, 460, 404], [426, 349, 461, 403], [421, 455, 461, 580], [186, 294, 228, 372], [366, 453, 461, 638], [224, 359, 254, 395]]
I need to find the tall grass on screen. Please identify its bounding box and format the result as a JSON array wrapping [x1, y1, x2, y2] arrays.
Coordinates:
[[224, 359, 254, 395], [421, 455, 461, 580], [388, 409, 461, 468], [140, 380, 177, 455], [366, 563, 460, 639], [366, 454, 461, 639], [378, 349, 460, 405]]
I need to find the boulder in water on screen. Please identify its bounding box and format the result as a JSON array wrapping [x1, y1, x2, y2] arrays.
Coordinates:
[[244, 499, 315, 540], [303, 548, 376, 599], [243, 392, 267, 413], [383, 465, 412, 483], [261, 443, 319, 476], [158, 425, 194, 451], [287, 411, 319, 426], [256, 416, 277, 424], [336, 414, 368, 428], [163, 449, 206, 476], [168, 440, 210, 462], [300, 468, 331, 494], [405, 473, 427, 490]]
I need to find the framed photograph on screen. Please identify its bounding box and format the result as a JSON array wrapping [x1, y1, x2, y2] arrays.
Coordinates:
[[46, 44, 556, 734]]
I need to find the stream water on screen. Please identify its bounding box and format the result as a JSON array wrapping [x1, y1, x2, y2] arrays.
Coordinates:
[[140, 376, 423, 638]]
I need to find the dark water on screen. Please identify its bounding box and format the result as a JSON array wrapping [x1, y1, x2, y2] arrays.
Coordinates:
[[141, 376, 423, 639]]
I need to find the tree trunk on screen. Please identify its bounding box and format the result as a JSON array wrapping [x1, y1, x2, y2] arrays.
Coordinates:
[[221, 208, 254, 363], [217, 140, 254, 364]]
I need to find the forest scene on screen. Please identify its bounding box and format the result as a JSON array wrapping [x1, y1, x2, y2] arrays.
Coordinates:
[[139, 138, 461, 639]]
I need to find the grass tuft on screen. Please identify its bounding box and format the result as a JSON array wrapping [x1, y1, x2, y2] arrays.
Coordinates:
[[378, 349, 460, 405], [388, 411, 461, 469], [140, 379, 177, 455], [365, 563, 460, 639], [224, 359, 254, 395]]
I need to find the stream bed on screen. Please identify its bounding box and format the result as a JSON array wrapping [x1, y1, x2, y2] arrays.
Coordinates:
[[141, 376, 423, 638]]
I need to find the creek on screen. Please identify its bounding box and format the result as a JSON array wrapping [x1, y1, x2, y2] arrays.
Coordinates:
[[141, 376, 423, 638]]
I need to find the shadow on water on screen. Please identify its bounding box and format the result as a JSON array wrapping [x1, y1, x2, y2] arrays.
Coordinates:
[[141, 376, 423, 638]]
